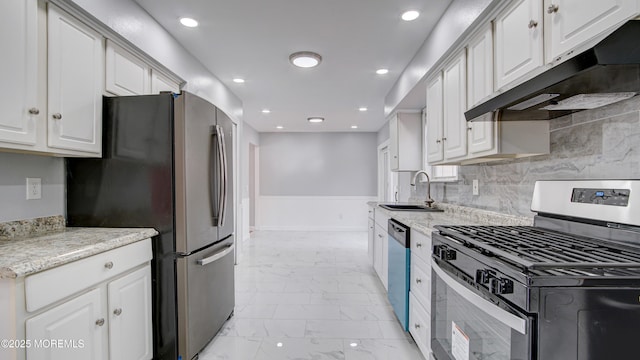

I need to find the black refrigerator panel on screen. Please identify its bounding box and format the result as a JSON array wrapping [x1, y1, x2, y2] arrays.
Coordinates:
[[66, 94, 178, 360]]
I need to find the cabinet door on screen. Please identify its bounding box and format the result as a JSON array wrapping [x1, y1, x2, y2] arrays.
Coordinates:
[[381, 232, 388, 291], [467, 26, 496, 155], [151, 70, 181, 94], [544, 0, 638, 63], [495, 0, 543, 90], [425, 74, 444, 163], [373, 225, 384, 284], [442, 51, 467, 160], [105, 41, 150, 96], [388, 114, 400, 170], [108, 266, 153, 360], [26, 288, 105, 360], [0, 0, 38, 146], [47, 5, 103, 155]]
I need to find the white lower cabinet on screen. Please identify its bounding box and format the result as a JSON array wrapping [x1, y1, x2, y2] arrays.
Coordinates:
[[368, 218, 375, 265], [1, 239, 152, 360], [373, 224, 388, 290], [409, 229, 433, 359]]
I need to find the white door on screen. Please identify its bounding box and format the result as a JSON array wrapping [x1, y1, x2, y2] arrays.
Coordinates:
[[442, 51, 467, 160], [105, 41, 150, 96], [47, 5, 103, 155], [425, 74, 444, 163], [495, 0, 544, 90], [467, 26, 496, 155], [544, 0, 638, 63], [26, 288, 105, 360], [108, 266, 153, 360], [0, 0, 38, 146]]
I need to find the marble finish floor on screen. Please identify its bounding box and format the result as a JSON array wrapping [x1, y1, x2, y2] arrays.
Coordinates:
[[199, 231, 425, 360]]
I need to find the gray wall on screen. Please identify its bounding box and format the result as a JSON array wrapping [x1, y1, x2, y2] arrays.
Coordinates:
[[260, 132, 378, 196], [377, 121, 390, 146], [0, 153, 65, 222], [411, 96, 640, 217]]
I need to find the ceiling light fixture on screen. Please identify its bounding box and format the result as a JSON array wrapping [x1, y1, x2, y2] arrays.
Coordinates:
[[401, 10, 420, 21], [232, 78, 245, 83], [289, 51, 322, 68], [276, 125, 284, 129], [359, 107, 368, 112], [262, 109, 271, 114], [307, 117, 324, 123], [376, 68, 389, 75], [179, 17, 199, 27], [351, 125, 358, 129]]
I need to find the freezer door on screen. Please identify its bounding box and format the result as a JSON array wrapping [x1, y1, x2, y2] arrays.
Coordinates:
[[176, 237, 235, 360], [175, 92, 220, 254]]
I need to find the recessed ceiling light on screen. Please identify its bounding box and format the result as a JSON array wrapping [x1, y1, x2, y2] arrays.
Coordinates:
[[359, 107, 368, 112], [290, 51, 322, 68], [401, 10, 420, 21], [179, 17, 199, 27], [351, 125, 358, 129], [308, 117, 324, 123], [276, 125, 284, 129], [232, 78, 245, 83], [262, 109, 271, 114], [376, 68, 389, 75], [350, 342, 358, 348]]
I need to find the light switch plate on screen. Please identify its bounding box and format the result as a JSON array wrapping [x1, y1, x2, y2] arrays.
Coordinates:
[[26, 178, 42, 200]]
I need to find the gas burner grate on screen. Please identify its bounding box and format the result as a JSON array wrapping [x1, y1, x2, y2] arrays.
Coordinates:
[[435, 225, 640, 272]]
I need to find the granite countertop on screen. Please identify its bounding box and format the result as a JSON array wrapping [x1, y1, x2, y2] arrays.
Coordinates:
[[0, 227, 158, 279], [368, 201, 533, 235]]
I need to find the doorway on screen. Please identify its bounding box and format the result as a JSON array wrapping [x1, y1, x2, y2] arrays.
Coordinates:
[[378, 140, 398, 202]]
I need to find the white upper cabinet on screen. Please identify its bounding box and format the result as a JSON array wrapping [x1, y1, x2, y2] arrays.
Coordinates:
[[0, 0, 38, 147], [442, 51, 467, 161], [425, 74, 444, 163], [389, 112, 422, 171], [151, 70, 181, 94], [544, 0, 639, 63], [47, 5, 104, 155], [467, 25, 496, 155], [494, 0, 544, 90], [106, 41, 150, 96]]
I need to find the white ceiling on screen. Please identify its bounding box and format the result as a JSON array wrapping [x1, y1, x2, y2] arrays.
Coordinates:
[[135, 0, 452, 132]]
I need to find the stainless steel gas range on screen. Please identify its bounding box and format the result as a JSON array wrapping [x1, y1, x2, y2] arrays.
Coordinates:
[[430, 180, 640, 360]]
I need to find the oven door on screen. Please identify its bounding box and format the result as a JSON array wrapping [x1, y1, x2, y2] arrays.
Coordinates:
[[431, 260, 534, 360]]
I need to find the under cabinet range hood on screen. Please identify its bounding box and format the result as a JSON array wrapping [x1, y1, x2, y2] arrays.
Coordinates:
[[466, 20, 640, 122]]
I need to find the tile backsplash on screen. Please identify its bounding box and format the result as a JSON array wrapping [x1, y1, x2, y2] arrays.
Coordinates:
[[411, 96, 640, 217]]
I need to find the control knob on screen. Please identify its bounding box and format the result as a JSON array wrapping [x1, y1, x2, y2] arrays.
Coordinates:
[[475, 269, 493, 284], [433, 245, 457, 261], [489, 277, 514, 295]]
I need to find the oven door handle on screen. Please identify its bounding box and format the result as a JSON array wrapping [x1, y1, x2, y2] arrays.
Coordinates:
[[432, 261, 527, 335]]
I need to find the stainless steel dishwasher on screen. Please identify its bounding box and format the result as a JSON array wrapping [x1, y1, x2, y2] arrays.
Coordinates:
[[387, 218, 410, 331]]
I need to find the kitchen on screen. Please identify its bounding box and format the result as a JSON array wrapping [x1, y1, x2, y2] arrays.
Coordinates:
[[1, 0, 640, 359]]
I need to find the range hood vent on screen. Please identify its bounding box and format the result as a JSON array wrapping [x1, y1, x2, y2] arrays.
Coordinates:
[[466, 20, 640, 122]]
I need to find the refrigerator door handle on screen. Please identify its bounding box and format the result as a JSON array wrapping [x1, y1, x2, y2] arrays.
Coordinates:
[[196, 244, 235, 266], [210, 125, 225, 227], [219, 124, 228, 227]]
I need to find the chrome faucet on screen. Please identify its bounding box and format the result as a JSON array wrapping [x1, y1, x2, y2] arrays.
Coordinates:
[[411, 170, 435, 208]]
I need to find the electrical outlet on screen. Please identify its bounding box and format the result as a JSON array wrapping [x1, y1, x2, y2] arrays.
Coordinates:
[[26, 178, 42, 200], [472, 179, 479, 196]]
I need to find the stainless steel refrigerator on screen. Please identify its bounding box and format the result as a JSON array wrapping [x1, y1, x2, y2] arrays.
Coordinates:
[[66, 91, 235, 360]]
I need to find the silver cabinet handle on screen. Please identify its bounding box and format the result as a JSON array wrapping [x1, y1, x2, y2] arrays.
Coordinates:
[[436, 139, 441, 143], [95, 318, 105, 326], [52, 113, 62, 120], [104, 261, 114, 269], [197, 244, 235, 266], [113, 308, 122, 316], [528, 20, 538, 28], [467, 126, 473, 131], [416, 242, 423, 248], [415, 323, 421, 329], [547, 4, 559, 13], [442, 137, 447, 141], [378, 234, 383, 238], [28, 108, 40, 115], [416, 278, 422, 284]]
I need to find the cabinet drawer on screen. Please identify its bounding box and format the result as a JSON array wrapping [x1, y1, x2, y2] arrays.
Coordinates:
[[410, 252, 431, 305], [25, 239, 152, 312], [409, 291, 431, 357], [410, 229, 432, 263]]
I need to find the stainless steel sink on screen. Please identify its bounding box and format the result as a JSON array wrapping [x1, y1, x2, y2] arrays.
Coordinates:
[[379, 204, 444, 212]]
